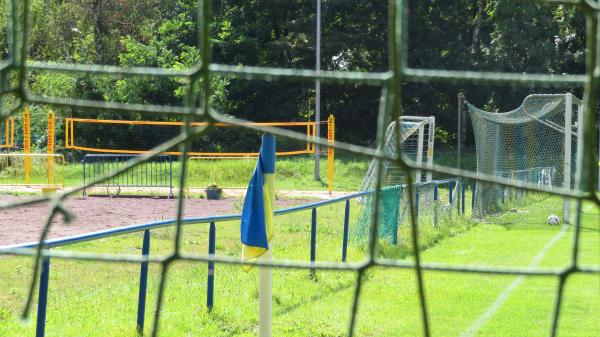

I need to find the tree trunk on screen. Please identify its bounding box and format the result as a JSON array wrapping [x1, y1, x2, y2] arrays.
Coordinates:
[[92, 0, 104, 64], [470, 0, 487, 54]]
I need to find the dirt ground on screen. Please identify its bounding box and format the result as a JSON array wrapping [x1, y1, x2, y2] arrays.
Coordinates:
[[0, 195, 318, 246]]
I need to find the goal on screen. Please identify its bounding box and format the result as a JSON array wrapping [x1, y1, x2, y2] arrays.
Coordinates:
[[467, 93, 582, 223], [359, 116, 435, 194]]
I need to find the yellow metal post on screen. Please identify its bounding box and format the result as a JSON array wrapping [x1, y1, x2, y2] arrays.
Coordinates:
[[47, 111, 55, 185], [327, 115, 335, 195], [65, 118, 69, 147], [0, 118, 15, 148], [23, 107, 31, 184], [4, 118, 8, 145], [306, 124, 311, 152]]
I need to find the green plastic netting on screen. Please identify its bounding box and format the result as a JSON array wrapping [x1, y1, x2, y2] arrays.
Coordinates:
[[354, 180, 461, 247]]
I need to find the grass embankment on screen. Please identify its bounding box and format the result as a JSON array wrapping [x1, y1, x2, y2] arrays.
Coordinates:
[[0, 198, 597, 337]]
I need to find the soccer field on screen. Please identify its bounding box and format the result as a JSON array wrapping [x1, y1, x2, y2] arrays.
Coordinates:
[[0, 199, 597, 337], [1, 1, 600, 336]]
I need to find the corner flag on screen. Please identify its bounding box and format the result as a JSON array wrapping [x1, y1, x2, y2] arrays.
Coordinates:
[[241, 134, 276, 269]]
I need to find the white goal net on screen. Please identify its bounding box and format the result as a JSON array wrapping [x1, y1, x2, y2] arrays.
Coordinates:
[[467, 93, 582, 223], [359, 116, 435, 193]]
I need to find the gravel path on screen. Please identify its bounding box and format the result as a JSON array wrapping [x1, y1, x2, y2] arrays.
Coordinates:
[[0, 195, 316, 246]]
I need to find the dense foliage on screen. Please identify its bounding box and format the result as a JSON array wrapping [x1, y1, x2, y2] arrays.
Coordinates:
[[0, 0, 586, 150]]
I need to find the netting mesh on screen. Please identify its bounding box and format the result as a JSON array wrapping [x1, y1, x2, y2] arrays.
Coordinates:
[[468, 94, 581, 223], [354, 180, 461, 248], [360, 117, 434, 193], [0, 1, 597, 337]]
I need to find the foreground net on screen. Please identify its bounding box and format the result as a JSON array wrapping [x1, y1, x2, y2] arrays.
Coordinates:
[[0, 1, 597, 337]]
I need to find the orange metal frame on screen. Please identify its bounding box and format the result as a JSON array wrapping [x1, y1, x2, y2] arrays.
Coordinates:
[[65, 118, 328, 157]]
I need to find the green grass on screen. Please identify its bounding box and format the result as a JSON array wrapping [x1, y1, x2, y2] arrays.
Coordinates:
[[0, 198, 597, 337], [0, 154, 371, 192], [0, 150, 475, 194]]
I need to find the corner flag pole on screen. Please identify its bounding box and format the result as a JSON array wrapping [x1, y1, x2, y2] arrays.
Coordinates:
[[259, 247, 272, 337], [240, 134, 276, 337], [258, 134, 275, 337]]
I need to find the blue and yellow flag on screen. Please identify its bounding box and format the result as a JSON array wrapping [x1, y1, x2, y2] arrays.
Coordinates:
[[241, 135, 275, 270]]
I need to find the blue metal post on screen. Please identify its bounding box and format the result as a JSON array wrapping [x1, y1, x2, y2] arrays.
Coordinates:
[[35, 257, 50, 337], [433, 183, 438, 227], [137, 230, 151, 334], [169, 157, 173, 198], [207, 222, 216, 310], [310, 208, 317, 279], [342, 200, 349, 262], [471, 181, 476, 210], [127, 156, 131, 186], [461, 180, 466, 214], [415, 192, 420, 223], [449, 181, 454, 205], [119, 157, 124, 186], [82, 160, 86, 197]]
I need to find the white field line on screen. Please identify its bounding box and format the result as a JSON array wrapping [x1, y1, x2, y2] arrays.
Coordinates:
[[582, 203, 598, 213], [459, 224, 569, 337]]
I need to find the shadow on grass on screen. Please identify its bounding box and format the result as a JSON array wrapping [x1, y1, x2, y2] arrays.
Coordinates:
[[274, 277, 356, 316]]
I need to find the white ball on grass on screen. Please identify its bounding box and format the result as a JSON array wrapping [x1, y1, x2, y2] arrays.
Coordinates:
[[547, 214, 560, 225]]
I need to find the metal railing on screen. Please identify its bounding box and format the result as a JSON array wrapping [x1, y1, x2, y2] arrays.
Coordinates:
[[187, 156, 256, 189], [7, 191, 364, 336], [82, 154, 173, 198], [3, 178, 469, 337]]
